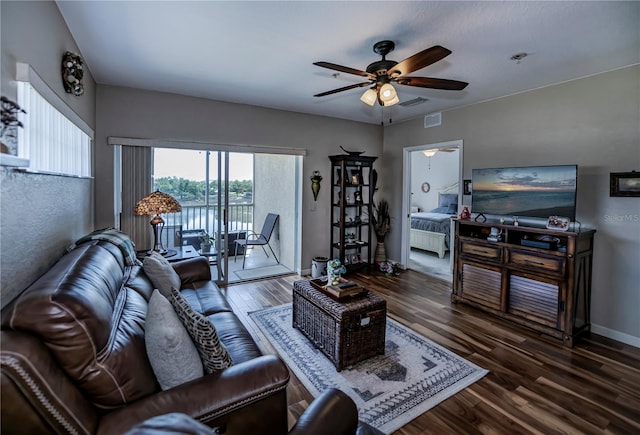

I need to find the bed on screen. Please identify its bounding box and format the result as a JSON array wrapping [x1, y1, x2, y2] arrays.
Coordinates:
[[410, 193, 458, 258]]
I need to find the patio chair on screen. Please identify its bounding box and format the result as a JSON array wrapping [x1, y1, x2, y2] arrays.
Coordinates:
[[160, 224, 182, 249], [235, 213, 280, 269]]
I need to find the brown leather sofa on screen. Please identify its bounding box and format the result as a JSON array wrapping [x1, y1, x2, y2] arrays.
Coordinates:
[[0, 239, 294, 434]]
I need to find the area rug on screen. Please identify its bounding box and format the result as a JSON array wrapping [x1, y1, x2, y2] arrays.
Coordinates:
[[249, 304, 488, 434]]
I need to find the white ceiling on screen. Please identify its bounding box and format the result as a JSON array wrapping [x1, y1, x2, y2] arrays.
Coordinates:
[[56, 1, 639, 125]]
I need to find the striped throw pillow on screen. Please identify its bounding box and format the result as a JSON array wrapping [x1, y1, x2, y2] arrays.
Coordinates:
[[169, 287, 233, 373]]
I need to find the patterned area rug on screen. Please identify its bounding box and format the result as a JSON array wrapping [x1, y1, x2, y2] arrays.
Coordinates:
[[249, 304, 488, 434]]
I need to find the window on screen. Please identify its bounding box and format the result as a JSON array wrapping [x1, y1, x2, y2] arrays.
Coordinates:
[[16, 63, 92, 177]]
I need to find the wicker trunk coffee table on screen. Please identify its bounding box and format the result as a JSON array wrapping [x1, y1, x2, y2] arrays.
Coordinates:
[[292, 279, 387, 371]]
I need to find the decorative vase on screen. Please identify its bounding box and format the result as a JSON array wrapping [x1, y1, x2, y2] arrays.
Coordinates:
[[310, 171, 322, 201], [374, 242, 387, 262]]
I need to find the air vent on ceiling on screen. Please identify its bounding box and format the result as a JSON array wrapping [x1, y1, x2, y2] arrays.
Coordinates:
[[424, 112, 442, 128], [399, 97, 428, 107]]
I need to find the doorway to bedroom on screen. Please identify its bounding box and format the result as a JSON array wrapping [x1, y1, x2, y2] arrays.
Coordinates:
[[401, 140, 462, 281]]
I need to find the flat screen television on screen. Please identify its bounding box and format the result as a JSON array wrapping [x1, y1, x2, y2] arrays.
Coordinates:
[[471, 165, 578, 221]]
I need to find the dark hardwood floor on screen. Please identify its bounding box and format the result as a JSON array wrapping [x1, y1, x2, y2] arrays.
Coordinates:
[[221, 269, 640, 434]]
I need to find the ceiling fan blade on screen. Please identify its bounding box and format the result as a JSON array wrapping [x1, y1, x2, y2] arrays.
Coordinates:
[[396, 76, 468, 91], [314, 81, 372, 97], [391, 45, 452, 76], [313, 62, 375, 80]]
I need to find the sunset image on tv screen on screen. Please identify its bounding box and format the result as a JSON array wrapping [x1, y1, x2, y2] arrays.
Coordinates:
[[472, 165, 577, 219]]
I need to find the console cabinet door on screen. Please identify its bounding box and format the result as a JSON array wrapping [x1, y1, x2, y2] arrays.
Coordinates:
[[458, 262, 503, 311], [507, 272, 562, 329]]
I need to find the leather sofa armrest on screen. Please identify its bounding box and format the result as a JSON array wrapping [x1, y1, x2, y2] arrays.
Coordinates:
[[98, 355, 290, 434], [288, 388, 359, 435], [171, 256, 212, 283], [1, 331, 98, 435]]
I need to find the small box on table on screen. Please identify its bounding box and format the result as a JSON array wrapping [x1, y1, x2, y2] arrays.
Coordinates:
[[292, 279, 386, 371]]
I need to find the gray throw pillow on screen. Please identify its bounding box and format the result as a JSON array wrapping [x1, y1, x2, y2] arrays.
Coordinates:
[[145, 290, 204, 390], [143, 252, 182, 297], [169, 287, 233, 374]]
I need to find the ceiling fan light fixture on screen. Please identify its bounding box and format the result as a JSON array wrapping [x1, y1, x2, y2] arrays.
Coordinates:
[[384, 93, 400, 107], [423, 149, 437, 157], [379, 83, 397, 103], [360, 88, 377, 106]]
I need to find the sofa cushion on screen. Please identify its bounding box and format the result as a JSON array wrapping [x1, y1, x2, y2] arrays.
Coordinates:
[[169, 288, 233, 374], [146, 290, 203, 390], [207, 312, 263, 364], [143, 252, 182, 297], [180, 284, 234, 316], [2, 242, 158, 409]]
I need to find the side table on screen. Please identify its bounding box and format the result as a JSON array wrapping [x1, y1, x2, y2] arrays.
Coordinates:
[[137, 245, 200, 263]]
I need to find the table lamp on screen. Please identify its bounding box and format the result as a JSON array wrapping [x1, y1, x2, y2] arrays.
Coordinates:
[[133, 190, 182, 255]]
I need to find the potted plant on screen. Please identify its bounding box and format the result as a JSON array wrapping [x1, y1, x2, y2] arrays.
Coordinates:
[[371, 199, 391, 262], [345, 232, 356, 244], [0, 96, 26, 154], [200, 233, 215, 253]]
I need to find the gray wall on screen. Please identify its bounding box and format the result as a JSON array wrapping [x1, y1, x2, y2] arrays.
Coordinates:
[[383, 65, 640, 344], [95, 85, 382, 274], [0, 0, 96, 307]]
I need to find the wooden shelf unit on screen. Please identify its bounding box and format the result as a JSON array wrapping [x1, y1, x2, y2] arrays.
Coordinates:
[[329, 154, 377, 272], [452, 219, 595, 346]]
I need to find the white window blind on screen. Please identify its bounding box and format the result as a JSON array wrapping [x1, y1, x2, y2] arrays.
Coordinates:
[[16, 65, 92, 177]]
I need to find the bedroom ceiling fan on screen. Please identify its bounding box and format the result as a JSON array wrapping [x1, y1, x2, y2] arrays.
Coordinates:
[[423, 146, 457, 157], [313, 40, 468, 107]]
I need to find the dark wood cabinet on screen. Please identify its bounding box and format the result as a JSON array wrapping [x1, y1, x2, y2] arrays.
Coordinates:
[[452, 219, 595, 346], [329, 155, 377, 272]]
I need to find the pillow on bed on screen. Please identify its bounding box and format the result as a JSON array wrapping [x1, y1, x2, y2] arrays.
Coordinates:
[[439, 194, 458, 208], [429, 206, 450, 214], [447, 203, 458, 214]]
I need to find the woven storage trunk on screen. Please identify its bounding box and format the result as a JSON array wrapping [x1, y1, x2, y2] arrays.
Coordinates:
[[292, 279, 386, 371]]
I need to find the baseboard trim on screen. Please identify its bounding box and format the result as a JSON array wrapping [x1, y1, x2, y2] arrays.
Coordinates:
[[591, 324, 640, 348]]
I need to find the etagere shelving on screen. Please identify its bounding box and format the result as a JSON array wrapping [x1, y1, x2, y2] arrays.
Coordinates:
[[329, 154, 377, 272]]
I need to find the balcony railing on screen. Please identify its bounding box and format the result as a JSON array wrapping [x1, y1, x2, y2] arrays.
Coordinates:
[[164, 203, 254, 236]]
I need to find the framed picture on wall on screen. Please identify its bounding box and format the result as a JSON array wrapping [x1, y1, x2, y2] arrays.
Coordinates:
[[610, 172, 640, 197], [463, 179, 472, 195]]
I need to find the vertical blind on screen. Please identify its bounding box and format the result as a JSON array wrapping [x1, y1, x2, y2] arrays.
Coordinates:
[[120, 145, 153, 250], [17, 81, 91, 177]]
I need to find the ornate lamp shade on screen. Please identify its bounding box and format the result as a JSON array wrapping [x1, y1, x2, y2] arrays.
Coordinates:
[[134, 190, 182, 254]]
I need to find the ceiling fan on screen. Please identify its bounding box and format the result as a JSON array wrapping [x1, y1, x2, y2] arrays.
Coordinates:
[[313, 40, 468, 107]]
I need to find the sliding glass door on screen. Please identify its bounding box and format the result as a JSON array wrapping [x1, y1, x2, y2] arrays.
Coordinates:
[[118, 142, 299, 284], [207, 150, 229, 283], [153, 149, 233, 284]]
